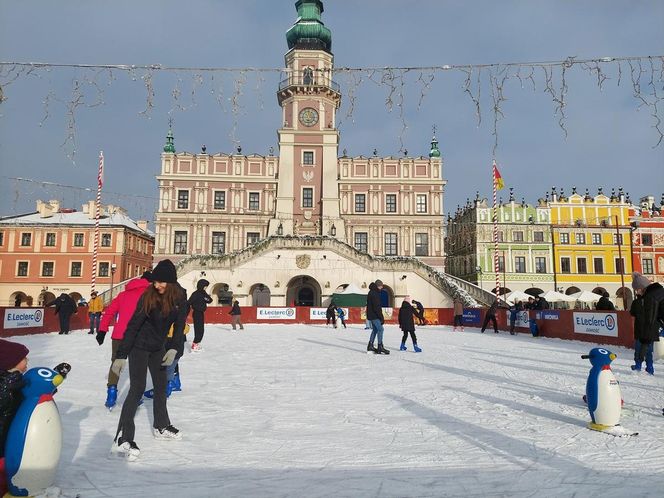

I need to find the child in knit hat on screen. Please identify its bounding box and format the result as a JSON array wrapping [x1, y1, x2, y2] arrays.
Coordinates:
[[0, 338, 30, 460]]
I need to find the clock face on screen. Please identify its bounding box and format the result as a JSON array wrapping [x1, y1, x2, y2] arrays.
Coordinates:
[[299, 107, 319, 127]]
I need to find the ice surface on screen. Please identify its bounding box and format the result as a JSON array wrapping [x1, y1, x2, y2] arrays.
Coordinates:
[[11, 324, 664, 497]]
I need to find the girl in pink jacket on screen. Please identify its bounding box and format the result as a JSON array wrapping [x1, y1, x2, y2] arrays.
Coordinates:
[[97, 274, 151, 409]]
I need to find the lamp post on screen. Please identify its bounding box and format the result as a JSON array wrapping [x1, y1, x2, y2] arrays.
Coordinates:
[[110, 262, 117, 298], [475, 265, 483, 290]]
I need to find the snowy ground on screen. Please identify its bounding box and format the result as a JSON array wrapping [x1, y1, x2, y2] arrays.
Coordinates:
[[9, 324, 664, 498]]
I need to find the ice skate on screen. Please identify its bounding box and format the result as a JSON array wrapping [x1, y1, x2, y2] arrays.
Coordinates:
[[377, 343, 390, 355], [399, 342, 407, 351], [413, 344, 422, 353], [153, 424, 182, 440], [191, 342, 204, 353], [105, 385, 118, 410], [172, 373, 182, 391], [110, 438, 140, 462], [367, 342, 377, 354]]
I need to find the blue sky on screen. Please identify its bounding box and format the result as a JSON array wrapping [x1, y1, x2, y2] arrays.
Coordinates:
[[1, 0, 662, 223]]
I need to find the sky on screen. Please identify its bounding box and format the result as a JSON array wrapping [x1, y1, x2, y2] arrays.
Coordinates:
[[1, 0, 663, 224]]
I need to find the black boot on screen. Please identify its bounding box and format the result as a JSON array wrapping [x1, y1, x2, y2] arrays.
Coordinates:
[[367, 342, 377, 353], [377, 343, 390, 355]]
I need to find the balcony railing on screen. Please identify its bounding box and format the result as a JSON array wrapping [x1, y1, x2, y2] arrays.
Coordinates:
[[279, 77, 340, 94]]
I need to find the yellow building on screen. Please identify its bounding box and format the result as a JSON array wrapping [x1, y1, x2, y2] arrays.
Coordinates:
[[548, 187, 633, 308]]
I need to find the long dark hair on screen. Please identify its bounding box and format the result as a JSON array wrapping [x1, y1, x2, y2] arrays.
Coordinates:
[[142, 283, 180, 316]]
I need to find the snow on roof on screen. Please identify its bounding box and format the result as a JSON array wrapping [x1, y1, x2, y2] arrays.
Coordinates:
[[0, 210, 154, 237]]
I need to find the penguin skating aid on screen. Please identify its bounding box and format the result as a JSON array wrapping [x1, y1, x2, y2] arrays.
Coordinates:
[[581, 348, 638, 437]]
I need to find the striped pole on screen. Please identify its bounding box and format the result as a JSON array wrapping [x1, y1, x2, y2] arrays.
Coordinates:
[[492, 160, 500, 298], [91, 151, 104, 293]]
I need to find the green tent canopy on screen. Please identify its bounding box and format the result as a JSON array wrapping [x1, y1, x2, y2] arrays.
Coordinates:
[[331, 283, 367, 307]]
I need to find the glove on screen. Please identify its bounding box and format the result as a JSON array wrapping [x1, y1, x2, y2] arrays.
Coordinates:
[[111, 358, 126, 376], [161, 349, 177, 367], [96, 331, 107, 346], [54, 362, 71, 378]]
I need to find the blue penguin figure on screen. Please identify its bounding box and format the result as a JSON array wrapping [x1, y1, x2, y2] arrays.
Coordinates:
[[4, 366, 66, 497], [582, 348, 622, 430]]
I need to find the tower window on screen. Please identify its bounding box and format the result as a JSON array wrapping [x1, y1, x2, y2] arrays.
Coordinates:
[[415, 233, 429, 256], [354, 232, 368, 253], [212, 232, 226, 255], [174, 231, 188, 254], [177, 190, 189, 209], [303, 151, 314, 165], [214, 191, 226, 210], [355, 194, 366, 213], [416, 195, 428, 213], [385, 233, 398, 256], [248, 192, 260, 211], [303, 188, 314, 208], [386, 194, 397, 213]]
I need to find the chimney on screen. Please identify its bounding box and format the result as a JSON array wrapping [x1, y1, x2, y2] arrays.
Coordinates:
[[37, 200, 54, 218], [49, 199, 60, 212], [137, 220, 149, 232]]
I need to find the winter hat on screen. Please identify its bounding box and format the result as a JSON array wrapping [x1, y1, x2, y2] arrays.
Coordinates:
[[403, 295, 411, 303], [0, 339, 29, 371], [197, 279, 210, 290], [375, 279, 384, 287], [632, 272, 651, 290], [141, 270, 153, 281], [151, 259, 178, 283]]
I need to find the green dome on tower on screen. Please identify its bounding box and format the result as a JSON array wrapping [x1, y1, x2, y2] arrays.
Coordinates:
[[429, 136, 441, 158], [286, 0, 332, 53]]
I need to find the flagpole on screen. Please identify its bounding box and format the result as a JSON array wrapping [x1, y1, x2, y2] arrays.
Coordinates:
[[492, 159, 500, 299], [92, 151, 103, 294]]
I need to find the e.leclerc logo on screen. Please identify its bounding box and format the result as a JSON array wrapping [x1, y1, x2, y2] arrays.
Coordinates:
[[604, 314, 616, 331], [34, 309, 43, 321], [286, 308, 295, 317]]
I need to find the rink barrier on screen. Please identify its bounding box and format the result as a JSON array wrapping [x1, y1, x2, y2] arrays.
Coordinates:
[[0, 306, 635, 349]]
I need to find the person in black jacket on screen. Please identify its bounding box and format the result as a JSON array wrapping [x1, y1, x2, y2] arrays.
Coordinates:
[[48, 293, 77, 335], [398, 297, 421, 352], [481, 299, 501, 334], [411, 299, 426, 325], [326, 302, 337, 328], [229, 300, 244, 330], [110, 259, 187, 461], [187, 279, 213, 352], [366, 280, 389, 354], [631, 272, 664, 375], [595, 292, 616, 311]]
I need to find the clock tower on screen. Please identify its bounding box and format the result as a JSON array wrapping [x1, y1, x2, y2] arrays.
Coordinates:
[[270, 0, 344, 239]]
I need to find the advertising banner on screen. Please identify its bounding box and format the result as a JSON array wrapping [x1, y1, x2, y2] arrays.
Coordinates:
[[506, 310, 530, 328], [3, 308, 44, 329], [310, 308, 349, 320], [462, 309, 481, 324], [539, 310, 560, 320], [573, 312, 618, 337], [256, 308, 296, 320]]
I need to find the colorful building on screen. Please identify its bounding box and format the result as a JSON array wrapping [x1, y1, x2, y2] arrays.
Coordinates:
[[0, 200, 154, 306], [548, 187, 633, 307], [149, 1, 486, 308], [631, 194, 664, 284], [445, 191, 553, 294]]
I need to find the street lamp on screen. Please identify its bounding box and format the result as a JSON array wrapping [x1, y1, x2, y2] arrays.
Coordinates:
[[330, 224, 337, 237], [475, 265, 483, 290], [110, 262, 117, 298]]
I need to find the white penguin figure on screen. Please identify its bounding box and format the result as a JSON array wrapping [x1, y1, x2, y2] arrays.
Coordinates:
[[582, 348, 622, 430], [4, 364, 69, 497]]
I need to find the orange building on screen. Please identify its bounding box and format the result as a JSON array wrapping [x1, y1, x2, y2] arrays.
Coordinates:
[[0, 200, 154, 306]]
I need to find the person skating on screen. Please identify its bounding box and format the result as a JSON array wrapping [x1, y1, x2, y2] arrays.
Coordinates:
[[48, 293, 77, 335], [481, 299, 501, 334], [326, 302, 337, 328], [452, 298, 464, 331], [230, 300, 244, 330], [630, 272, 664, 375], [411, 299, 426, 325], [110, 260, 187, 461], [97, 272, 152, 410], [88, 291, 104, 335], [335, 306, 347, 329], [398, 297, 421, 352], [509, 300, 524, 335], [366, 280, 389, 354], [187, 278, 213, 352], [595, 292, 616, 311]]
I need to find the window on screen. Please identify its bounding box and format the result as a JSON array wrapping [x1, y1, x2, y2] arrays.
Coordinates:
[[44, 233, 56, 246], [577, 257, 588, 274], [212, 232, 226, 255], [497, 255, 505, 272], [248, 192, 260, 211], [73, 233, 84, 247], [303, 188, 313, 208], [535, 257, 546, 273], [20, 233, 32, 246], [0, 232, 3, 246], [641, 234, 653, 246], [615, 258, 625, 274], [561, 257, 571, 273], [613, 233, 624, 245], [101, 233, 112, 247], [515, 256, 526, 273], [643, 258, 654, 274], [303, 151, 314, 165], [415, 233, 429, 256], [533, 231, 544, 242], [559, 233, 569, 244], [355, 194, 366, 213], [177, 190, 189, 209], [17, 262, 28, 277], [386, 194, 397, 213], [214, 191, 226, 210], [592, 233, 602, 245], [497, 231, 504, 242], [247, 232, 260, 246], [513, 231, 524, 242], [42, 262, 54, 277], [174, 231, 188, 254], [70, 262, 82, 277], [416, 194, 427, 213], [385, 233, 398, 256], [594, 258, 604, 274], [354, 232, 368, 253], [575, 233, 586, 244], [99, 262, 109, 277]]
